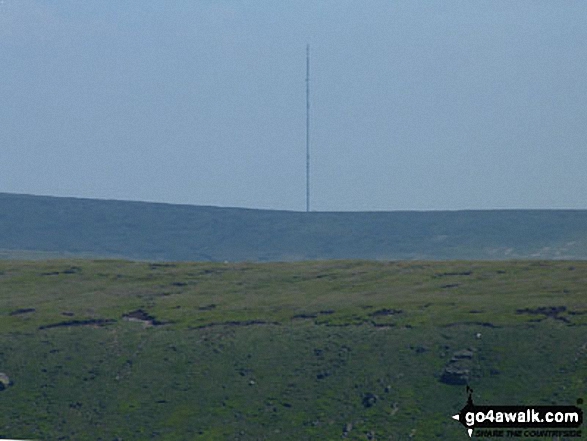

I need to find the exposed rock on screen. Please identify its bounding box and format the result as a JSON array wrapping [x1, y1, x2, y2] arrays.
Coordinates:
[[122, 309, 162, 326], [440, 348, 476, 385], [390, 402, 399, 416], [362, 393, 378, 408], [440, 365, 470, 385], [0, 373, 11, 390], [342, 422, 353, 438], [451, 349, 474, 361]]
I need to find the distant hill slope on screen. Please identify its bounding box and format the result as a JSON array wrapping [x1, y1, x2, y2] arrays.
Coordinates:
[[1, 192, 587, 261]]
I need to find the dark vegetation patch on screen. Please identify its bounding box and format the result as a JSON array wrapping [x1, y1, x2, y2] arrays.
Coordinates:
[[372, 323, 396, 329], [316, 371, 330, 380], [149, 263, 177, 269], [440, 283, 460, 289], [293, 310, 335, 320], [409, 344, 428, 354], [434, 271, 472, 277], [199, 268, 228, 276], [198, 304, 216, 311], [292, 313, 317, 319], [193, 320, 280, 329], [361, 393, 378, 408], [62, 266, 81, 274], [41, 266, 81, 276], [38, 319, 115, 330], [442, 322, 499, 328], [369, 308, 402, 317], [515, 306, 569, 322], [9, 308, 36, 316]]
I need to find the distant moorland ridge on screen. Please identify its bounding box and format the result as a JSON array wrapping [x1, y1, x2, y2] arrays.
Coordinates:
[[1, 192, 586, 261]]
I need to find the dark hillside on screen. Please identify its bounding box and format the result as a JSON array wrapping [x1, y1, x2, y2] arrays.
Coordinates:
[[1, 192, 586, 261]]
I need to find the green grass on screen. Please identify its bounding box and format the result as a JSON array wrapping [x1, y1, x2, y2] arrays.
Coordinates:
[[0, 260, 586, 440]]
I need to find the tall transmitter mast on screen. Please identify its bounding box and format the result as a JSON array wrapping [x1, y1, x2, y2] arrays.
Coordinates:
[[306, 44, 311, 213]]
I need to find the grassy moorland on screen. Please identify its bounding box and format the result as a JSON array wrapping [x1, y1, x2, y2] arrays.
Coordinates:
[[0, 259, 585, 440]]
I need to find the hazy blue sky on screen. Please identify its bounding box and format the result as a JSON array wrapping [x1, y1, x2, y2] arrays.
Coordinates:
[[2, 1, 586, 211]]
